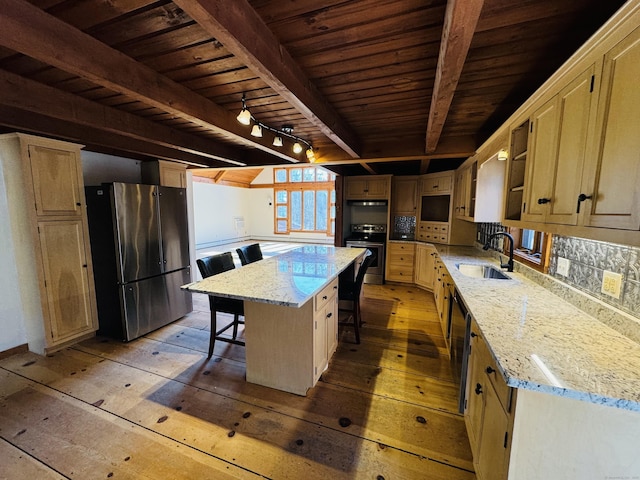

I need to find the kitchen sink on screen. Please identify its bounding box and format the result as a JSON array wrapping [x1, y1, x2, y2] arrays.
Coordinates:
[[456, 263, 511, 280]]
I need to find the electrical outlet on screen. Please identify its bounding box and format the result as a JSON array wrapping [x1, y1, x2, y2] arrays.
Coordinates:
[[601, 270, 623, 299], [557, 257, 570, 277]]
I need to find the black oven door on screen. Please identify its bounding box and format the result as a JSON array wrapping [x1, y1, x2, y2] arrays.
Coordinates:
[[345, 240, 385, 284]]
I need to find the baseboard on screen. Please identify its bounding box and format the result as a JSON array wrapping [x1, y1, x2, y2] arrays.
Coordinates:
[[0, 343, 28, 360]]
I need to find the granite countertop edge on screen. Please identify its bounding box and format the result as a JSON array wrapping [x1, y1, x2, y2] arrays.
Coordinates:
[[436, 245, 640, 412]]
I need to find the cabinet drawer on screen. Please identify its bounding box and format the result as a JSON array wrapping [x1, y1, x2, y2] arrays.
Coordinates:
[[387, 243, 415, 254], [388, 251, 415, 264], [315, 278, 338, 312], [387, 264, 414, 281]]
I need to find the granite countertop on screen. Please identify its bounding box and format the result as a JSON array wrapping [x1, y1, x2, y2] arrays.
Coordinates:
[[437, 246, 640, 412], [182, 245, 365, 308]]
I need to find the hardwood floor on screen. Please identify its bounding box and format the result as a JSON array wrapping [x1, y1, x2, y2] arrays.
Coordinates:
[[0, 283, 475, 479]]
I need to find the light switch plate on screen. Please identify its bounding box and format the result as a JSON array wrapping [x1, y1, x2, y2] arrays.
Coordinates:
[[557, 257, 570, 276], [601, 270, 623, 299]]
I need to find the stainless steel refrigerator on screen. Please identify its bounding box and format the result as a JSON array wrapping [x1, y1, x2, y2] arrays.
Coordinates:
[[85, 182, 193, 341]]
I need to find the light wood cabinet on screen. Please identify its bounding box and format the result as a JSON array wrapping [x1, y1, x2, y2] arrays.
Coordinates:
[[522, 66, 596, 225], [581, 26, 640, 231], [464, 318, 515, 480], [415, 244, 436, 290], [385, 242, 415, 283], [504, 117, 529, 221], [419, 172, 452, 194], [313, 278, 338, 383], [345, 175, 391, 200], [454, 163, 476, 221], [142, 159, 188, 187], [416, 221, 449, 243], [433, 258, 451, 345], [0, 133, 98, 354], [391, 176, 418, 215]]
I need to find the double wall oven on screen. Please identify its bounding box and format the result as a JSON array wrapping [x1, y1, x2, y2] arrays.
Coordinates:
[[344, 223, 386, 284]]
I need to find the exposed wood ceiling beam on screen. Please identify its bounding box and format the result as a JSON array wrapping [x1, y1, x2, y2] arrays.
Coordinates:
[[420, 159, 432, 174], [425, 0, 484, 153], [173, 0, 362, 159], [0, 0, 304, 164], [0, 69, 252, 167], [0, 105, 227, 167], [360, 163, 377, 175]]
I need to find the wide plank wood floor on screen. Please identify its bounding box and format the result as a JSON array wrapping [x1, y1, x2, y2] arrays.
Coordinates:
[[0, 282, 475, 479]]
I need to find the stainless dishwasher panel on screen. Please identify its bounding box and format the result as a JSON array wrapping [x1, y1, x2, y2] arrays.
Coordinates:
[[449, 288, 471, 413]]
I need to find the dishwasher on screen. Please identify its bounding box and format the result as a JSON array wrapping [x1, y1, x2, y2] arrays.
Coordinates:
[[449, 287, 471, 413]]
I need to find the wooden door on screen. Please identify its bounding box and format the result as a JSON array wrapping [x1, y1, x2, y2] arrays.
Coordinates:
[[581, 26, 640, 230], [546, 66, 597, 225], [415, 244, 436, 290], [345, 177, 367, 199], [391, 177, 417, 215], [28, 144, 83, 217], [476, 381, 510, 480], [366, 177, 389, 198], [522, 98, 559, 222], [37, 219, 97, 344]]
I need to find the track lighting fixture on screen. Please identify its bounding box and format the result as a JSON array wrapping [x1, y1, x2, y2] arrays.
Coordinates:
[[236, 93, 314, 158], [497, 149, 509, 161], [236, 94, 252, 125], [251, 124, 263, 137]]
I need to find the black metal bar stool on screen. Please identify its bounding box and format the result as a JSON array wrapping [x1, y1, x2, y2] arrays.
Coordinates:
[[196, 252, 245, 358], [338, 250, 376, 344]]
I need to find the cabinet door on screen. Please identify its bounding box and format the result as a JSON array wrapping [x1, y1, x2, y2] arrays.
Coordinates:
[[545, 66, 596, 225], [160, 164, 187, 188], [326, 296, 338, 358], [415, 244, 436, 289], [313, 307, 328, 383], [366, 177, 389, 198], [476, 381, 510, 480], [464, 327, 485, 459], [345, 178, 368, 199], [28, 144, 83, 217], [582, 26, 640, 230], [391, 177, 417, 214], [522, 99, 559, 222], [37, 219, 97, 344]]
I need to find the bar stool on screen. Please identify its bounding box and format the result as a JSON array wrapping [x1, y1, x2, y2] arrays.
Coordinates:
[[236, 243, 263, 266], [338, 250, 376, 344], [196, 252, 245, 358]]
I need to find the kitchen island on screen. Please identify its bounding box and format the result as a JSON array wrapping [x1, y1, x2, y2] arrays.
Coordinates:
[[436, 246, 640, 479], [182, 245, 366, 395]]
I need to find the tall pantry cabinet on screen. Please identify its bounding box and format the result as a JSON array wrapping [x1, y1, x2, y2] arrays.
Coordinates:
[[0, 133, 98, 354]]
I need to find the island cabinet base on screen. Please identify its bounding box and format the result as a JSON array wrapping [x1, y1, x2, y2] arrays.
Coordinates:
[[244, 285, 337, 396]]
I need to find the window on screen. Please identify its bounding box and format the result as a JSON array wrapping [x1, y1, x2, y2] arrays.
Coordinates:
[[273, 167, 336, 236], [508, 227, 550, 272]]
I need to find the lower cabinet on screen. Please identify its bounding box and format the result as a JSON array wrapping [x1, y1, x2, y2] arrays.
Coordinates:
[[433, 257, 451, 343], [415, 243, 436, 290], [313, 278, 338, 383], [465, 318, 516, 480], [386, 242, 415, 283]]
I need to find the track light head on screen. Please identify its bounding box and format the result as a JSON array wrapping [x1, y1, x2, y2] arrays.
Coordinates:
[[251, 124, 263, 137], [273, 136, 283, 147]]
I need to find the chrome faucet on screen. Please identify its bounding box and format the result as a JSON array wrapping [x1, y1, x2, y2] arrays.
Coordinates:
[[483, 232, 514, 272]]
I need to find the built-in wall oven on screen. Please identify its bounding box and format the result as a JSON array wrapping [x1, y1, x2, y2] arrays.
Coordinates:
[[449, 286, 471, 413], [345, 224, 386, 284]]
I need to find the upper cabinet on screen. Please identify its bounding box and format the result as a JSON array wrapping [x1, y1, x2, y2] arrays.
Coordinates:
[[142, 159, 188, 188], [581, 26, 640, 231], [454, 162, 477, 221], [504, 117, 529, 221], [419, 172, 452, 195], [345, 175, 391, 200], [391, 176, 418, 216], [499, 10, 640, 241], [522, 65, 597, 225]]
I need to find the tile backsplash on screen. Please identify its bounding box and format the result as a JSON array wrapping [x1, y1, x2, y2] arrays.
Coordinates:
[[549, 235, 640, 318]]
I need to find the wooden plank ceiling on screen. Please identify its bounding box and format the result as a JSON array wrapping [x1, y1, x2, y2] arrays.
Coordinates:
[[0, 0, 627, 175]]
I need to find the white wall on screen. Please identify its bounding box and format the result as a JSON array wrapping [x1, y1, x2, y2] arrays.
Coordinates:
[[193, 181, 251, 248]]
